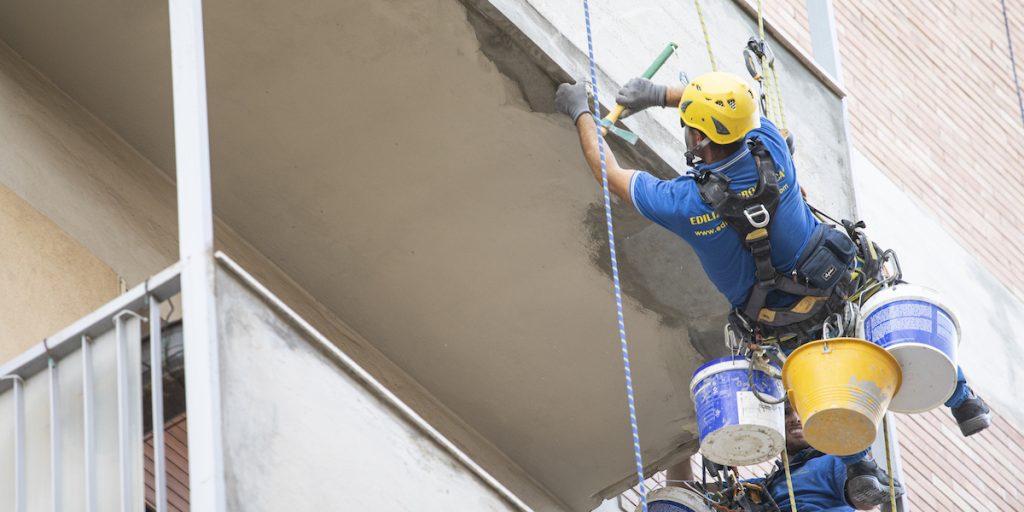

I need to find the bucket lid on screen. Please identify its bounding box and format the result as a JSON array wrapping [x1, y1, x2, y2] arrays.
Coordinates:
[[860, 283, 961, 342], [689, 356, 779, 398], [636, 487, 713, 512]]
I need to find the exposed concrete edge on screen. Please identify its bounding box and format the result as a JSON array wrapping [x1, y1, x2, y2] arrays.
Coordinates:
[[593, 438, 701, 503], [461, 0, 685, 179], [729, 0, 846, 99]]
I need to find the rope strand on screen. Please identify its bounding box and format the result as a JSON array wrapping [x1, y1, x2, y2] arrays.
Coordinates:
[[580, 2, 648, 511], [693, 0, 718, 71], [756, 0, 776, 122], [781, 449, 798, 512], [769, 62, 787, 130], [883, 415, 899, 511]]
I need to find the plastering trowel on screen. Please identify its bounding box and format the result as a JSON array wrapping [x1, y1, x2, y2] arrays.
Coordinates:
[[599, 42, 679, 145]]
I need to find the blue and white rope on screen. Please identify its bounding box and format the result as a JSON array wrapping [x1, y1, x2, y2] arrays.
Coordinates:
[[580, 1, 648, 510]]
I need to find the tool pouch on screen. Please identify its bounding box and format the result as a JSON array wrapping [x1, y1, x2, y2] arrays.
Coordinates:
[[795, 223, 857, 290]]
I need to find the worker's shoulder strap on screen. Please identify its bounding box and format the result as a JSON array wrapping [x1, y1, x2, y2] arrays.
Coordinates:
[[695, 136, 781, 244], [696, 138, 794, 320]]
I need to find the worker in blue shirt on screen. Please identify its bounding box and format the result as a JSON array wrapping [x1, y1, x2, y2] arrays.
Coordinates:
[[553, 70, 990, 498], [662, 401, 902, 511], [755, 401, 903, 511]]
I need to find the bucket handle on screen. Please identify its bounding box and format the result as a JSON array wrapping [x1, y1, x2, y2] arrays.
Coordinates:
[[821, 311, 846, 341], [748, 363, 789, 405]]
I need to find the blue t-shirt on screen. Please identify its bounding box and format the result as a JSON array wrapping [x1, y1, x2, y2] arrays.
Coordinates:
[[753, 450, 853, 511], [630, 117, 819, 307]]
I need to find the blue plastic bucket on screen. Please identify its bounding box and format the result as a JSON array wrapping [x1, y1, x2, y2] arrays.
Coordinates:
[[636, 487, 713, 512], [861, 283, 960, 413], [689, 356, 785, 466]]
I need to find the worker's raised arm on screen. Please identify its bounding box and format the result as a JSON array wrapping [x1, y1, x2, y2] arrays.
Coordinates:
[[555, 82, 636, 206], [614, 78, 686, 116], [664, 83, 685, 109], [572, 115, 635, 204]]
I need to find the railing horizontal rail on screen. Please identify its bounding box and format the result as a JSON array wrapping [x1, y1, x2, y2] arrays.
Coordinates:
[[0, 261, 181, 393]]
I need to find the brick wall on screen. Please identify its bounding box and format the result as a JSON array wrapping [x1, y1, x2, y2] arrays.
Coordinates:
[[769, 0, 1024, 301]]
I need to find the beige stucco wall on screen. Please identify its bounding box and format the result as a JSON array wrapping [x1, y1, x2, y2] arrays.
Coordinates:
[[0, 184, 117, 362]]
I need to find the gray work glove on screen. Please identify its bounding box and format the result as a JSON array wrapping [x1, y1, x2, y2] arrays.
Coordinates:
[[554, 82, 593, 122], [615, 77, 667, 117]]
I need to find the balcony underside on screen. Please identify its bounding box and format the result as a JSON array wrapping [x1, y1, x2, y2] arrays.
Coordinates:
[[0, 0, 851, 509]]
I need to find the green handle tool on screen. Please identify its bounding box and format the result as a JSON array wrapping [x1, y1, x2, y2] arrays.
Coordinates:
[[600, 42, 679, 145]]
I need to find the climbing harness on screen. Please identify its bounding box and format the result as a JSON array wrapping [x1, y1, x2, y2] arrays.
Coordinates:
[[694, 138, 857, 348], [580, 1, 648, 510], [685, 3, 857, 348]]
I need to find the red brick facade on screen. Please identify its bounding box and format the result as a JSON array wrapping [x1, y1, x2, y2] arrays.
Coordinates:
[[770, 0, 1024, 301]]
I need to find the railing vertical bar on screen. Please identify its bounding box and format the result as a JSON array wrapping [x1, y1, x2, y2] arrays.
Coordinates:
[[82, 335, 96, 512], [149, 297, 167, 512], [115, 312, 143, 512], [13, 376, 26, 512], [116, 315, 130, 512], [48, 356, 61, 512]]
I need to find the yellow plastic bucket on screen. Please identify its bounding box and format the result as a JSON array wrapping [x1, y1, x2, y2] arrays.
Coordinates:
[[782, 338, 902, 456]]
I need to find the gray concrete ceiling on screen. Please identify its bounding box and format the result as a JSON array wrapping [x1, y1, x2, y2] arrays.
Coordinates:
[[0, 0, 734, 509]]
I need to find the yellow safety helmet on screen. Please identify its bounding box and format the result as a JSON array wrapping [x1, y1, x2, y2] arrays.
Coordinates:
[[679, 71, 760, 145]]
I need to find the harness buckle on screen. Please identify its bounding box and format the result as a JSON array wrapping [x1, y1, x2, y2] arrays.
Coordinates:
[[744, 204, 771, 228]]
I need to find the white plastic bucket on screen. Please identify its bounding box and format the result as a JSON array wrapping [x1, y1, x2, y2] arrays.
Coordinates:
[[635, 487, 713, 512], [861, 283, 960, 413], [689, 356, 785, 466]]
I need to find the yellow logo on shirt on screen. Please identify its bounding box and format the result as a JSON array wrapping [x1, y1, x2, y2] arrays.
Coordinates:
[[689, 211, 720, 226], [694, 221, 728, 236]]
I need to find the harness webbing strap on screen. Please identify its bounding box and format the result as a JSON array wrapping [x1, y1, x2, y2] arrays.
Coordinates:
[[580, 2, 648, 511]]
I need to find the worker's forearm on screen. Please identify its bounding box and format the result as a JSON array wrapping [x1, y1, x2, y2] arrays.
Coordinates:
[[573, 114, 634, 205], [665, 84, 686, 108], [575, 115, 617, 182]]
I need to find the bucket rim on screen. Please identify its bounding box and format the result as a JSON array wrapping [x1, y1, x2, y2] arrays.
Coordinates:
[[692, 355, 748, 377], [781, 337, 902, 394], [860, 283, 962, 341], [689, 356, 780, 398], [640, 486, 712, 512]]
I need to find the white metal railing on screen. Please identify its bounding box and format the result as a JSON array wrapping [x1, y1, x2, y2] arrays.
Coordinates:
[[0, 262, 181, 512]]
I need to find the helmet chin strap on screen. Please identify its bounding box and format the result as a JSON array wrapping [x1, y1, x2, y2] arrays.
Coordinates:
[[685, 137, 712, 167]]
